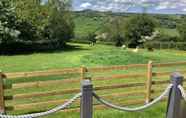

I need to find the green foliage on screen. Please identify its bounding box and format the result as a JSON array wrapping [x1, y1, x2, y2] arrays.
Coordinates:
[[86, 32, 96, 45], [81, 50, 150, 65], [13, 0, 48, 30], [0, 0, 20, 44], [46, 2, 74, 46], [124, 14, 156, 48], [0, 0, 75, 54], [102, 16, 125, 46], [177, 17, 186, 41], [16, 19, 40, 41]]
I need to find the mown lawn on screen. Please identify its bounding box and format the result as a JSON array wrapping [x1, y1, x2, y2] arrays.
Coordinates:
[[44, 103, 167, 118], [1, 43, 186, 118], [1, 43, 186, 72]]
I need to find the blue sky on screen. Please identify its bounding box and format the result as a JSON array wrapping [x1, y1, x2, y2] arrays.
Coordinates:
[[41, 0, 186, 14], [72, 0, 186, 14]]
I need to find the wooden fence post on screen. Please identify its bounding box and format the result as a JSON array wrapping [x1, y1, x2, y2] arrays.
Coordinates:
[[81, 66, 87, 80], [80, 79, 93, 118], [145, 61, 153, 103], [166, 72, 183, 118], [0, 70, 5, 114]]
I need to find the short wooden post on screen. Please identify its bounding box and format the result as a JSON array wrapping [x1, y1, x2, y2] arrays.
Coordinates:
[[80, 79, 93, 118], [0, 70, 5, 114], [145, 61, 153, 103], [167, 72, 183, 118], [81, 66, 87, 80]]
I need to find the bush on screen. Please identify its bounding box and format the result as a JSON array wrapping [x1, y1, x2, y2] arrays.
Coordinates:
[[46, 8, 74, 47], [177, 18, 186, 41], [16, 20, 40, 42], [86, 32, 96, 45], [124, 15, 156, 48], [0, 0, 20, 44], [101, 16, 125, 47]]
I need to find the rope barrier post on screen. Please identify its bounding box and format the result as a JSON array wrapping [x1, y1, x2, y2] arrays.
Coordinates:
[[80, 78, 93, 118], [146, 61, 153, 104], [0, 70, 5, 114], [167, 72, 183, 118]]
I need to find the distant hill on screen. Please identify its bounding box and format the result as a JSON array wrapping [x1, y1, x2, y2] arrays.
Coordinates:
[[72, 10, 183, 38]]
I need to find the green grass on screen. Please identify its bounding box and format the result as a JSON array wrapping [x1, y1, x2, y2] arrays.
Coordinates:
[[157, 27, 180, 37], [1, 43, 186, 118], [1, 43, 186, 72], [74, 16, 105, 37], [43, 103, 167, 118]]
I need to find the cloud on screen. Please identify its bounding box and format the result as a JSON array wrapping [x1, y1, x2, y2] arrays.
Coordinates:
[[80, 2, 92, 9], [72, 0, 186, 14], [182, 8, 186, 12]]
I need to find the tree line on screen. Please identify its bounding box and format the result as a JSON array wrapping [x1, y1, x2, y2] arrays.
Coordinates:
[[74, 11, 186, 49], [0, 0, 74, 54], [1, 0, 186, 54]]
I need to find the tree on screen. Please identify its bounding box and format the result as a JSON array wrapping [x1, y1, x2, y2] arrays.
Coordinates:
[[87, 32, 96, 46], [124, 14, 156, 48], [45, 0, 74, 46], [102, 16, 125, 47], [0, 0, 20, 45], [177, 17, 186, 41], [12, 0, 47, 30]]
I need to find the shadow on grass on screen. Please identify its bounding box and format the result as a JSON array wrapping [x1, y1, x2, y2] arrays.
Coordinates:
[[0, 43, 89, 56]]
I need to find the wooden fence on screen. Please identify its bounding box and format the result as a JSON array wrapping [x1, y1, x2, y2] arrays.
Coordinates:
[[144, 41, 186, 50], [1, 61, 186, 114]]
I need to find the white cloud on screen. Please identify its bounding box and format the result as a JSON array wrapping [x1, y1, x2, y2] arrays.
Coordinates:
[[73, 0, 186, 14], [182, 8, 186, 11], [80, 2, 92, 9], [155, 2, 174, 10]]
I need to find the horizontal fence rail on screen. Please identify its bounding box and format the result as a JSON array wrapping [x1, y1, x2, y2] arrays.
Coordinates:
[[1, 61, 186, 114]]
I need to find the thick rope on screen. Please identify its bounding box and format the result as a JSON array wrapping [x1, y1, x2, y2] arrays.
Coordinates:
[[178, 85, 186, 102], [93, 84, 173, 112], [0, 93, 82, 118]]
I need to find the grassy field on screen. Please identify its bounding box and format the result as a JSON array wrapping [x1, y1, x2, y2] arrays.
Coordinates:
[[1, 43, 186, 72], [73, 12, 180, 40], [1, 43, 186, 118], [44, 103, 167, 118]]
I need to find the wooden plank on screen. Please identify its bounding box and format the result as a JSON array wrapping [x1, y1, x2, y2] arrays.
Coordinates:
[[153, 61, 186, 68], [6, 82, 145, 100], [80, 67, 87, 80], [100, 90, 146, 98], [94, 82, 145, 91], [152, 70, 186, 77], [87, 64, 147, 73], [8, 92, 144, 110], [152, 79, 186, 86], [5, 72, 146, 90], [5, 78, 80, 90], [93, 73, 146, 81], [0, 71, 5, 113], [11, 99, 80, 111], [3, 68, 80, 79], [152, 80, 170, 85], [5, 73, 145, 90], [8, 88, 80, 100], [145, 61, 153, 103]]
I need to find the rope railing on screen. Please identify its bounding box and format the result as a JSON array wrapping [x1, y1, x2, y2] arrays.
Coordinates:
[[1, 73, 186, 118], [178, 85, 186, 102], [0, 93, 82, 118], [93, 84, 173, 112]]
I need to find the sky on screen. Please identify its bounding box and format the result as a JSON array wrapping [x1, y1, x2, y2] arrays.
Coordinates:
[[72, 0, 186, 14]]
